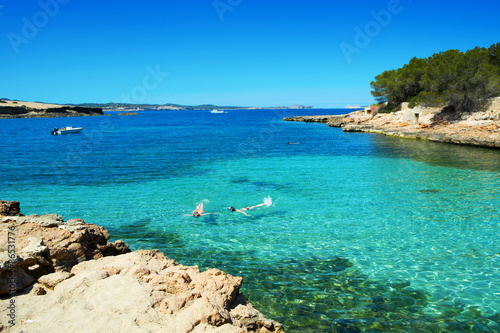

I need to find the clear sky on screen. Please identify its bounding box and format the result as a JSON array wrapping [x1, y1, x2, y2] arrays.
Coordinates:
[[1, 0, 499, 108]]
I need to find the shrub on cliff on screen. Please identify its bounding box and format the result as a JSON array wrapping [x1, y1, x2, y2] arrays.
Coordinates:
[[371, 42, 500, 112]]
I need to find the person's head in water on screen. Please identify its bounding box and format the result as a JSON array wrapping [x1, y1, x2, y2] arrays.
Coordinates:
[[229, 205, 236, 212], [194, 211, 201, 217]]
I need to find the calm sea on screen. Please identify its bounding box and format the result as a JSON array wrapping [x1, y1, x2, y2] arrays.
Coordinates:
[[1, 109, 499, 332]]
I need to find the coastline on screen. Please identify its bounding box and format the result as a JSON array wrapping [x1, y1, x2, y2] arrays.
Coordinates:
[[284, 98, 500, 149], [0, 200, 283, 332], [0, 100, 103, 119]]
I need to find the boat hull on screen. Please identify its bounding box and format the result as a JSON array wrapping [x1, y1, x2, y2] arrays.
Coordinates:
[[51, 127, 84, 135], [59, 128, 83, 134]]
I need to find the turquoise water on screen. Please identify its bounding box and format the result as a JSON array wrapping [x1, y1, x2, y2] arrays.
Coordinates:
[[1, 110, 499, 332]]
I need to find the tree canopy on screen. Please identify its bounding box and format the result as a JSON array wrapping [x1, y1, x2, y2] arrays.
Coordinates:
[[371, 42, 500, 111]]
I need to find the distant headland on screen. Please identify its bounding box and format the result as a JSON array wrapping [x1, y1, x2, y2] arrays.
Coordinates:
[[0, 99, 103, 119]]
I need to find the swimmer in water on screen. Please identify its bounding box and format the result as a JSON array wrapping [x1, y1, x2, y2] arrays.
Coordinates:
[[185, 202, 218, 217], [229, 198, 271, 216]]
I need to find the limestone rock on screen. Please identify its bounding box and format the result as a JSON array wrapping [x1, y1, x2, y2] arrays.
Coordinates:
[[1, 250, 284, 333], [0, 203, 283, 332], [0, 214, 130, 295], [285, 99, 500, 148], [38, 271, 74, 289]]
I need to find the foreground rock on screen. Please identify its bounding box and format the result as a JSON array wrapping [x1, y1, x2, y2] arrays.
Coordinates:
[[0, 203, 131, 296], [3, 250, 283, 332], [0, 201, 284, 332], [284, 98, 500, 149], [0, 201, 21, 217], [0, 100, 103, 119]]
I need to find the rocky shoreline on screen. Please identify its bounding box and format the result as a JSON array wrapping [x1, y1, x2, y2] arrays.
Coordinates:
[[0, 200, 283, 332], [284, 98, 500, 149], [0, 100, 103, 119]]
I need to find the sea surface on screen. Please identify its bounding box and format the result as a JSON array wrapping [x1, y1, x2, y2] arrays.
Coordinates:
[[1, 109, 499, 332]]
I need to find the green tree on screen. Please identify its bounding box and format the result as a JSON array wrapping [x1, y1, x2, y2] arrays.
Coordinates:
[[370, 42, 500, 112], [489, 42, 500, 67], [370, 69, 398, 104], [450, 47, 500, 110]]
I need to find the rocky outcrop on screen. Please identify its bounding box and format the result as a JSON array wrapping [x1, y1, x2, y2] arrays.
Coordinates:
[[283, 115, 336, 123], [0, 201, 21, 217], [0, 100, 103, 119], [0, 209, 131, 296], [0, 201, 284, 332], [117, 112, 139, 116], [339, 108, 500, 148], [2, 250, 283, 332], [283, 112, 372, 127], [342, 121, 500, 148], [284, 100, 500, 149]]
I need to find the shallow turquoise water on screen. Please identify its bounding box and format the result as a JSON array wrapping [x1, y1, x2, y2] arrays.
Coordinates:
[[1, 110, 499, 331]]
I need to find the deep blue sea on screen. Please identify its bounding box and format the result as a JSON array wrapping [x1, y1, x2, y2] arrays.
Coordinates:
[[1, 109, 499, 332]]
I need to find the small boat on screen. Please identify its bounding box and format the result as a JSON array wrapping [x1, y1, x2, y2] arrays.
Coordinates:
[[210, 109, 224, 114], [51, 126, 84, 135]]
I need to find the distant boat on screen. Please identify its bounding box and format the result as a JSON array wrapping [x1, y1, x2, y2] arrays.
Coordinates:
[[210, 109, 224, 113], [51, 126, 84, 135]]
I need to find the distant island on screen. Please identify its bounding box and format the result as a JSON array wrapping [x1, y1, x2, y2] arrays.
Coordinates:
[[0, 99, 313, 119]]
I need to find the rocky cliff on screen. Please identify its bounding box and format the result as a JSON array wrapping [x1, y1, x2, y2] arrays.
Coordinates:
[[0, 100, 103, 119], [0, 200, 284, 333]]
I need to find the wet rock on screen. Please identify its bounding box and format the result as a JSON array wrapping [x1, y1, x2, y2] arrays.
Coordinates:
[[0, 200, 21, 217]]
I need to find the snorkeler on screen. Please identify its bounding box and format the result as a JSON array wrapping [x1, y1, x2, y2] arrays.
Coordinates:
[[229, 197, 272, 216], [185, 202, 218, 217]]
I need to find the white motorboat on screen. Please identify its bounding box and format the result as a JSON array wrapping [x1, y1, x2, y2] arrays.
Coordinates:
[[210, 109, 224, 113], [51, 126, 84, 135]]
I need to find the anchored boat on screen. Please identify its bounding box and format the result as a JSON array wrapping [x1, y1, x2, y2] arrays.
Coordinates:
[[51, 126, 84, 135]]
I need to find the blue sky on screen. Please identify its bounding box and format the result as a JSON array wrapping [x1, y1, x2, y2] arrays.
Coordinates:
[[1, 0, 499, 108]]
